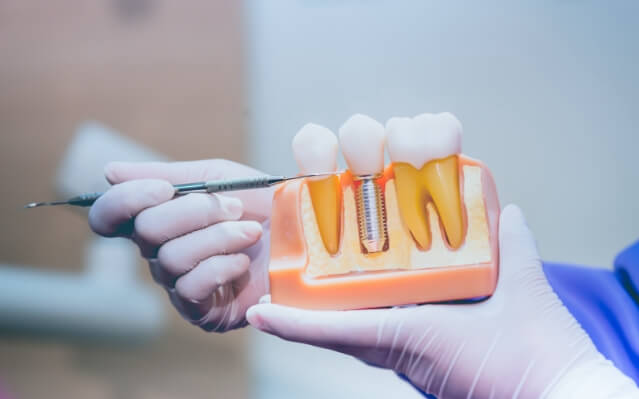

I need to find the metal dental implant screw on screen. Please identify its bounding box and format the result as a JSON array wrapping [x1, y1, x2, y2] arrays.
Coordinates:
[[337, 113, 389, 254], [354, 174, 388, 253]]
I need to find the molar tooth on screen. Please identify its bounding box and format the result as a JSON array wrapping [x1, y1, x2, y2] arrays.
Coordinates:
[[292, 123, 341, 254], [386, 112, 465, 249], [386, 117, 431, 249]]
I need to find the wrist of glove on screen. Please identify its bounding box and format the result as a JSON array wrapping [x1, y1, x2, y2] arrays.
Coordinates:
[[548, 356, 639, 399]]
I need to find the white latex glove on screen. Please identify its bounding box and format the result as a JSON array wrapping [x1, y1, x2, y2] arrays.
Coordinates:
[[247, 205, 639, 398], [89, 159, 272, 332]]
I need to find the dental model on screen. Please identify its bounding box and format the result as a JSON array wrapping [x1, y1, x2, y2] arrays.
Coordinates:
[[269, 113, 500, 310]]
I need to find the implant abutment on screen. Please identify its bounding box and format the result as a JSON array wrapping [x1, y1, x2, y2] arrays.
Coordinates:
[[353, 174, 389, 254]]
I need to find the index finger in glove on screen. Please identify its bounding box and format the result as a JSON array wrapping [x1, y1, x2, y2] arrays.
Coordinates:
[[89, 179, 174, 237], [104, 160, 273, 222]]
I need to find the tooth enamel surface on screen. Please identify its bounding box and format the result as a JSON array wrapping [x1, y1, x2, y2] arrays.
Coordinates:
[[292, 123, 338, 175], [412, 112, 462, 162], [386, 113, 465, 249], [292, 123, 341, 254], [387, 112, 462, 169], [338, 114, 385, 175]]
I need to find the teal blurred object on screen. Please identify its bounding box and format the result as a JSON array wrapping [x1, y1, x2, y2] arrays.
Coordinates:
[[0, 122, 167, 341]]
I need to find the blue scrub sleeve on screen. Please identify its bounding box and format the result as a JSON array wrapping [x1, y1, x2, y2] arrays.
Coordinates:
[[544, 240, 639, 385]]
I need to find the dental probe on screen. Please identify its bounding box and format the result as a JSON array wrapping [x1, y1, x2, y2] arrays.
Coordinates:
[[24, 172, 339, 209]]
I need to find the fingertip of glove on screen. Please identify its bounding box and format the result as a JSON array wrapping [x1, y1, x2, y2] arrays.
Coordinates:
[[501, 204, 524, 222], [247, 296, 277, 332], [220, 195, 244, 220], [500, 204, 529, 235], [104, 161, 126, 184], [246, 304, 267, 331], [242, 220, 263, 241], [87, 205, 106, 235], [133, 179, 175, 204]]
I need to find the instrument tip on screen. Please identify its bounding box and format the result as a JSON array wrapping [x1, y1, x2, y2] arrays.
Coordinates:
[[310, 171, 343, 178], [24, 201, 63, 208]]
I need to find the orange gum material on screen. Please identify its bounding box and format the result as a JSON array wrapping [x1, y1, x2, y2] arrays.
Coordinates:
[[269, 155, 500, 310]]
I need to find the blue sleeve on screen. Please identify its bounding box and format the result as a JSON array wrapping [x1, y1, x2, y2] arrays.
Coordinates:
[[544, 240, 639, 385]]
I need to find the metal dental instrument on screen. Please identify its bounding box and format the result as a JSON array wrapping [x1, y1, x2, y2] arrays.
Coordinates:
[[24, 172, 339, 209]]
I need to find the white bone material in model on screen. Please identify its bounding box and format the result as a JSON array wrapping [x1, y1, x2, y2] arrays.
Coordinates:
[[386, 112, 462, 169], [338, 114, 386, 176], [292, 123, 339, 176]]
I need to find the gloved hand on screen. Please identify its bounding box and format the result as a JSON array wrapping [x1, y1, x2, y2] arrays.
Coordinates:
[[247, 205, 639, 398], [89, 159, 273, 332]]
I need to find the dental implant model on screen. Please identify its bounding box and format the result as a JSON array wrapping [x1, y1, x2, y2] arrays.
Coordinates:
[[338, 114, 388, 254], [268, 112, 500, 310]]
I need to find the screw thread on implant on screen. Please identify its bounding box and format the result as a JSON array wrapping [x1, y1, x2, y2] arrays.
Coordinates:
[[355, 176, 388, 253]]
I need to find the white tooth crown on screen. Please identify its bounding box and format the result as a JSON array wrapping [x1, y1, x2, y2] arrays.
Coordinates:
[[292, 123, 339, 175], [386, 112, 462, 169], [338, 114, 386, 175]]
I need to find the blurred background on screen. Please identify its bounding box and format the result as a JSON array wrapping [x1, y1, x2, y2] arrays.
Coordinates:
[[0, 1, 637, 398]]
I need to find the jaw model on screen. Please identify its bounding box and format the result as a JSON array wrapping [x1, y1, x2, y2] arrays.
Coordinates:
[[270, 113, 500, 310]]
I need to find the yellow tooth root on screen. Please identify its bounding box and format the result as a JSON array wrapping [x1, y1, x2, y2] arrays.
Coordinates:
[[392, 163, 431, 249], [307, 176, 341, 255], [421, 155, 464, 249]]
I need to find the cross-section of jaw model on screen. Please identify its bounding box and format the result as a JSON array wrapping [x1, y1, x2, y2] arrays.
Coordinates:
[[269, 113, 500, 310]]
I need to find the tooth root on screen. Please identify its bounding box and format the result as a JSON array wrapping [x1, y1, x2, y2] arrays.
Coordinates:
[[421, 155, 464, 249], [307, 176, 341, 255], [392, 163, 431, 249]]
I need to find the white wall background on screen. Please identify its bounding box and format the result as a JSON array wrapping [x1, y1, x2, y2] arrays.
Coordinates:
[[244, 1, 638, 398]]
